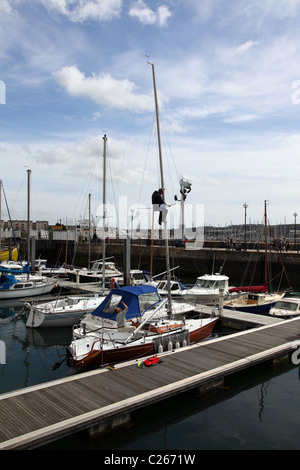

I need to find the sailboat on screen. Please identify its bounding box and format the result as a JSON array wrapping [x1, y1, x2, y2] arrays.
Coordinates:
[[223, 201, 285, 313], [67, 258, 123, 284], [66, 63, 218, 369], [24, 293, 106, 328], [66, 284, 218, 368], [0, 172, 57, 299], [0, 263, 57, 299]]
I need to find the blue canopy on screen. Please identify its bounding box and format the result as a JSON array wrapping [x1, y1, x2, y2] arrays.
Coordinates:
[[0, 263, 30, 275], [0, 273, 19, 290], [92, 285, 162, 321]]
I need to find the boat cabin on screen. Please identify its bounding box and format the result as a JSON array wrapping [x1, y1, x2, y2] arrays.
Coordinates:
[[269, 297, 300, 317], [193, 273, 229, 290]]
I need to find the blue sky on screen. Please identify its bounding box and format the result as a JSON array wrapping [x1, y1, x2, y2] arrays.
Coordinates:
[[1, 0, 300, 231]]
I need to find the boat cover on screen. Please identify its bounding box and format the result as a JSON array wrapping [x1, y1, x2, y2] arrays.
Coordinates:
[[92, 285, 162, 321], [0, 263, 30, 275], [0, 273, 19, 290], [229, 282, 268, 294]]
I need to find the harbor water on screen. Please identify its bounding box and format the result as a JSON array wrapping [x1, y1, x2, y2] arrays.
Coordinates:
[[1, 298, 300, 450]]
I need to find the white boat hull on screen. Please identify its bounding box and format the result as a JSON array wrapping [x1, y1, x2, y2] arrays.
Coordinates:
[[269, 297, 300, 318], [67, 316, 218, 368], [0, 279, 56, 300], [26, 295, 106, 328]]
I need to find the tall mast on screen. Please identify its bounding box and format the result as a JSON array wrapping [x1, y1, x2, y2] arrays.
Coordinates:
[[102, 134, 107, 292], [0, 179, 2, 260], [88, 192, 91, 269], [264, 200, 268, 289], [148, 62, 172, 311], [27, 168, 31, 268]]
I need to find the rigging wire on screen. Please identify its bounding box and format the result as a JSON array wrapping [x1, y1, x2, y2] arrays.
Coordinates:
[[70, 145, 101, 225], [117, 62, 150, 183], [1, 183, 21, 261], [137, 110, 156, 206]]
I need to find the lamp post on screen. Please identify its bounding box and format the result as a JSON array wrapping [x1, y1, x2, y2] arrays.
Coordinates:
[[294, 212, 298, 252], [243, 202, 248, 250]]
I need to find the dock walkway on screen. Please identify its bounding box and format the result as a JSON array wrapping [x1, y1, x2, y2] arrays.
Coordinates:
[[0, 315, 299, 449]]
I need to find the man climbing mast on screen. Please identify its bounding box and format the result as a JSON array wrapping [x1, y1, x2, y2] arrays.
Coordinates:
[[151, 187, 168, 225]]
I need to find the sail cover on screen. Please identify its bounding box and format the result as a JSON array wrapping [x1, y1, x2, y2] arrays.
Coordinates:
[[229, 282, 268, 294]]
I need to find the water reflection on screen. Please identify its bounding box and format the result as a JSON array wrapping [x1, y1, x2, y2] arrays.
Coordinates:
[[0, 299, 74, 393]]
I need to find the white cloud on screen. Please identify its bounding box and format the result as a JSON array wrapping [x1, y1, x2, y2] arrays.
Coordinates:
[[129, 0, 171, 26], [235, 40, 259, 54], [53, 64, 159, 111], [0, 0, 14, 15], [157, 5, 172, 26], [39, 0, 123, 22]]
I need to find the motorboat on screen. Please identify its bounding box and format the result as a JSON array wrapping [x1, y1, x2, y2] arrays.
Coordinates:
[[181, 273, 231, 303], [24, 294, 106, 328], [115, 269, 148, 286], [66, 284, 218, 368], [156, 280, 187, 297], [0, 260, 26, 271], [67, 259, 122, 283], [269, 297, 300, 318]]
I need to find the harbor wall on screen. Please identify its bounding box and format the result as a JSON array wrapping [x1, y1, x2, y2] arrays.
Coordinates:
[[25, 239, 300, 290]]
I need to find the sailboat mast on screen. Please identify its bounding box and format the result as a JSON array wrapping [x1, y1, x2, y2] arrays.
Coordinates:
[[88, 193, 91, 269], [148, 62, 172, 310], [149, 62, 164, 192], [102, 134, 107, 292], [27, 168, 31, 269], [264, 200, 268, 288], [0, 179, 2, 260]]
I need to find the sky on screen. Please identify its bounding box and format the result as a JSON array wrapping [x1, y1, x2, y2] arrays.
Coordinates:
[[1, 0, 300, 232]]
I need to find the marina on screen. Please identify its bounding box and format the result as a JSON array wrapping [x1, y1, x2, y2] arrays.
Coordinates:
[[0, 305, 298, 450], [0, 49, 299, 453], [3, 0, 300, 453]]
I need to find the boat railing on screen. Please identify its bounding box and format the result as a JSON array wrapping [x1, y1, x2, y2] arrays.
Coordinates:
[[124, 299, 168, 344]]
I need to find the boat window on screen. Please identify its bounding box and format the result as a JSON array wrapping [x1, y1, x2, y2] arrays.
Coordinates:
[[102, 294, 122, 313], [195, 279, 215, 288], [132, 272, 144, 280], [139, 292, 161, 311], [14, 284, 24, 289], [157, 282, 166, 289], [274, 301, 298, 311], [216, 280, 226, 289]]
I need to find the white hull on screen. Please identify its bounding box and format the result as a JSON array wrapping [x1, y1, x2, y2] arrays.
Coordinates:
[[181, 291, 224, 303], [224, 292, 284, 314], [67, 316, 218, 368], [0, 279, 56, 300], [26, 295, 106, 328], [269, 297, 300, 318], [73, 299, 195, 339], [181, 273, 231, 304]]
